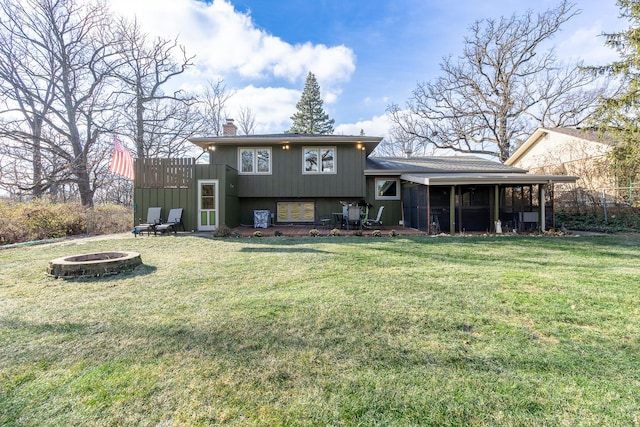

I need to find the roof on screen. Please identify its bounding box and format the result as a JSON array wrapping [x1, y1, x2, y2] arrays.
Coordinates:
[[400, 173, 577, 186], [365, 156, 526, 175], [366, 156, 577, 185], [506, 127, 614, 166], [190, 133, 383, 156]]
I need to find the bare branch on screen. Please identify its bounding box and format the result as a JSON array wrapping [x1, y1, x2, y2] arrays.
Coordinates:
[[388, 1, 604, 162]]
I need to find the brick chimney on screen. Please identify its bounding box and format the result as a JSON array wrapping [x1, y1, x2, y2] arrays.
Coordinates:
[[223, 118, 237, 136]]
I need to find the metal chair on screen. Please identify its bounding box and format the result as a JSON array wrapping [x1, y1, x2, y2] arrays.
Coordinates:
[[347, 205, 362, 230], [364, 206, 384, 228], [133, 207, 162, 237]]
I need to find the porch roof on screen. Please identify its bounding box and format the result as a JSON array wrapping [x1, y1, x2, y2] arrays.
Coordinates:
[[365, 156, 526, 175], [400, 172, 578, 186]]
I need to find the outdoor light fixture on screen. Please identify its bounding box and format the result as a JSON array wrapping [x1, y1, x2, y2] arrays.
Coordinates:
[[281, 142, 290, 150], [207, 145, 216, 151], [356, 143, 365, 151]]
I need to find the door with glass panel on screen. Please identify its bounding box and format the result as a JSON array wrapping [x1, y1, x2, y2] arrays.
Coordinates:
[[198, 180, 218, 231]]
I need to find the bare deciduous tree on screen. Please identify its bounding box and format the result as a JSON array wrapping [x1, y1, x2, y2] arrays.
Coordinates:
[[0, 0, 60, 198], [0, 0, 121, 207], [529, 62, 610, 128], [389, 1, 605, 162], [199, 79, 234, 136], [112, 18, 197, 158], [236, 105, 257, 135]]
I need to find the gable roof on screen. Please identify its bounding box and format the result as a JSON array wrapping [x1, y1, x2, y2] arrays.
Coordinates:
[[190, 133, 383, 156], [505, 127, 614, 166]]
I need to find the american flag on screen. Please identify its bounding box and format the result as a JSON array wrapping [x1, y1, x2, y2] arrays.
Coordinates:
[[109, 137, 135, 180]]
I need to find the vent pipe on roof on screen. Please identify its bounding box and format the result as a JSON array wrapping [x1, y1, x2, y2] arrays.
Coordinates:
[[404, 148, 413, 158]]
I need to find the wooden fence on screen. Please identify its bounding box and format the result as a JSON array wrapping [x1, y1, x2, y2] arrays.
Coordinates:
[[135, 158, 194, 189]]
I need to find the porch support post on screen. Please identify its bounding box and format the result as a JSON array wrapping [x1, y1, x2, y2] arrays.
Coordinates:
[[457, 186, 463, 234], [449, 185, 455, 234], [494, 185, 500, 232], [539, 184, 546, 232], [427, 185, 431, 235]]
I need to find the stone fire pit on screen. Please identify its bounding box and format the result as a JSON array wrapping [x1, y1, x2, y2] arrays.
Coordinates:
[[48, 251, 142, 278]]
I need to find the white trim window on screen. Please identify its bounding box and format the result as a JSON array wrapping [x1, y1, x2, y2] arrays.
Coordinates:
[[303, 147, 336, 174], [239, 147, 271, 174], [375, 178, 401, 200]]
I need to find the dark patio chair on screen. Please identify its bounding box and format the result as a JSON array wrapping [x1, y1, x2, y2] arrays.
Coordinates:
[[154, 208, 184, 235]]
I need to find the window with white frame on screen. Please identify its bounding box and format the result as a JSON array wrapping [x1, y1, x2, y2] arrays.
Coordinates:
[[239, 147, 271, 174], [303, 147, 335, 174], [375, 178, 400, 200]]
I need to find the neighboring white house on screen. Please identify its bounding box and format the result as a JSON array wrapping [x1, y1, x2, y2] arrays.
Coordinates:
[[506, 127, 618, 205]]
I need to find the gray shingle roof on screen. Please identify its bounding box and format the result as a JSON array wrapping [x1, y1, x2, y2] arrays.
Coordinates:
[[366, 156, 526, 174]]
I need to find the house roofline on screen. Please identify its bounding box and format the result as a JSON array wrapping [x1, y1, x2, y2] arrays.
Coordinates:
[[190, 134, 383, 155], [505, 128, 547, 166], [506, 127, 613, 166]]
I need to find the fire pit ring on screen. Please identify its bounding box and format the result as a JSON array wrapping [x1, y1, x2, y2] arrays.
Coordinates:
[[48, 251, 142, 278]]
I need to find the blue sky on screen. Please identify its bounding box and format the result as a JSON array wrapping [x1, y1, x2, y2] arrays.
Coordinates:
[[106, 0, 624, 137]]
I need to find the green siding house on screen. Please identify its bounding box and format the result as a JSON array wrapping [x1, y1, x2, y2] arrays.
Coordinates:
[[134, 121, 577, 234]]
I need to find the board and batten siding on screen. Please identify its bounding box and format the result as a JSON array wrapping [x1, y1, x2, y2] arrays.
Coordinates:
[[210, 144, 367, 198], [134, 162, 239, 231]]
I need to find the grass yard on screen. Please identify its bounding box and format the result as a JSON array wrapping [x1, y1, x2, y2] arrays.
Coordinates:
[[1, 233, 639, 426]]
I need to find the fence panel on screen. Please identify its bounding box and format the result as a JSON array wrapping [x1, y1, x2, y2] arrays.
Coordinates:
[[135, 158, 194, 189]]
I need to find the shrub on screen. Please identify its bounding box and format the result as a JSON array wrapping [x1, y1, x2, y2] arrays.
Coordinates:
[[253, 230, 263, 237], [0, 200, 132, 245], [274, 230, 283, 237], [371, 230, 382, 237], [388, 229, 398, 237], [309, 228, 320, 237], [213, 225, 233, 237], [330, 228, 341, 236], [89, 205, 133, 235], [555, 207, 639, 233], [352, 229, 363, 236]]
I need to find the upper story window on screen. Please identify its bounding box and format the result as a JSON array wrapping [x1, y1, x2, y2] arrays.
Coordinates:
[[303, 147, 336, 174], [239, 147, 271, 174], [375, 178, 400, 200]]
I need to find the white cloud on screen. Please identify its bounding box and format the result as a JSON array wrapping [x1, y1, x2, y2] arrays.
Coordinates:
[[105, 0, 355, 84], [335, 113, 393, 138], [226, 85, 300, 134], [103, 0, 356, 134], [557, 24, 620, 65]]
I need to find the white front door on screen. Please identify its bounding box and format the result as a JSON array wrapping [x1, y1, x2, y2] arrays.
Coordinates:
[[198, 180, 219, 231]]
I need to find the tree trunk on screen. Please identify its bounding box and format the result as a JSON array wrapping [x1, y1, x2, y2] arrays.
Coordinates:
[[32, 133, 43, 198]]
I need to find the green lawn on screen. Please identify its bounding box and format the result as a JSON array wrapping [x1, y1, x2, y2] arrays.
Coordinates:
[[1, 233, 639, 426]]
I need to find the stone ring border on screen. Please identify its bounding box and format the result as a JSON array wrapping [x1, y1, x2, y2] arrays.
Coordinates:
[[48, 251, 142, 278]]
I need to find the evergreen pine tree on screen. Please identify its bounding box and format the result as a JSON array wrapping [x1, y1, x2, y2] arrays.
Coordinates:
[[289, 72, 335, 134], [588, 0, 640, 186]]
